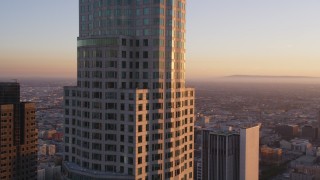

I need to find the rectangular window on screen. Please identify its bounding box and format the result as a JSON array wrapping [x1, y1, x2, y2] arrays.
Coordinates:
[[143, 51, 148, 58]]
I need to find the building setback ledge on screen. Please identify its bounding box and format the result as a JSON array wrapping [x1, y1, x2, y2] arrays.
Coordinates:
[[63, 162, 134, 180]]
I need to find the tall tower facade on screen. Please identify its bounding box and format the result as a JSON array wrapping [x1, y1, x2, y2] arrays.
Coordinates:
[[201, 125, 259, 180], [63, 0, 195, 180], [0, 82, 38, 180]]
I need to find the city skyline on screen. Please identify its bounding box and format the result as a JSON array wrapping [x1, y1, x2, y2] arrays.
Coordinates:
[[1, 0, 320, 80], [2, 1, 320, 179]]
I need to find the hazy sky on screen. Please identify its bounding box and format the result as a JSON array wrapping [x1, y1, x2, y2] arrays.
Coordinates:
[[1, 0, 320, 80]]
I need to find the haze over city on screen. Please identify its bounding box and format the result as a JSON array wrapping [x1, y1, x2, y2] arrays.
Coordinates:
[[1, 0, 320, 80], [2, 1, 320, 180]]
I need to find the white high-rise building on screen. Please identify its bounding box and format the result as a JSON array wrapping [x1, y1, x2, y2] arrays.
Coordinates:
[[63, 0, 195, 179], [239, 125, 260, 180], [201, 125, 259, 180]]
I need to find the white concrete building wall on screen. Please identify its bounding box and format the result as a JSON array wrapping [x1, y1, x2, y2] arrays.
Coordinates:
[[240, 125, 260, 180]]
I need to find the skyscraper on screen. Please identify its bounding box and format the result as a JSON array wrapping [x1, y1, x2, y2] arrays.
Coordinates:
[[0, 82, 38, 180], [201, 125, 259, 180], [63, 0, 195, 179]]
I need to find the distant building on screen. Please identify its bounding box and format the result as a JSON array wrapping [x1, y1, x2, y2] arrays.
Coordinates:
[[291, 172, 314, 180], [260, 145, 282, 165], [316, 147, 320, 157], [0, 82, 38, 180], [194, 158, 202, 180], [39, 144, 57, 156], [301, 125, 318, 141], [280, 140, 292, 150], [38, 163, 62, 180], [40, 144, 48, 156], [196, 161, 202, 180], [291, 138, 312, 154], [202, 125, 260, 180], [291, 155, 317, 167], [280, 138, 312, 154], [48, 144, 56, 156], [199, 116, 210, 128], [318, 110, 320, 139], [275, 124, 299, 140], [52, 132, 63, 142], [44, 130, 57, 140], [290, 156, 319, 179], [38, 130, 46, 139]]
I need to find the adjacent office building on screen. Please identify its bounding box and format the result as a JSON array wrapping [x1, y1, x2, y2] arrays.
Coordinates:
[[63, 0, 194, 179], [0, 82, 38, 180], [201, 125, 259, 180]]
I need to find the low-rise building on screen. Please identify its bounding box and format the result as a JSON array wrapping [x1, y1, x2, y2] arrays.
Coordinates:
[[48, 144, 56, 156], [39, 144, 56, 156], [40, 144, 47, 156], [260, 145, 282, 165], [291, 172, 314, 180], [280, 140, 292, 150], [38, 163, 61, 180], [291, 139, 313, 154]]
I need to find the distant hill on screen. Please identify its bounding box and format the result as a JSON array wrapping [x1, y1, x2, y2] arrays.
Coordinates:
[[226, 75, 319, 79]]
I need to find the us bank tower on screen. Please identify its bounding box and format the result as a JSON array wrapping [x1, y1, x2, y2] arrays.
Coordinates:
[[63, 0, 195, 179]]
